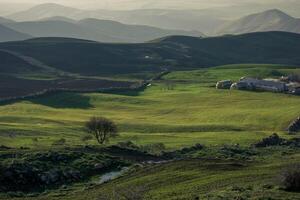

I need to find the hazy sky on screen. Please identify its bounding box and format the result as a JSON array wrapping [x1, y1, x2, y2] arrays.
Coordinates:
[[0, 0, 299, 15], [0, 0, 298, 9]]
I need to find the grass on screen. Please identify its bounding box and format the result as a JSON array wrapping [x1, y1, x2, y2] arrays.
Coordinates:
[[3, 149, 299, 200], [0, 64, 300, 200], [0, 64, 300, 149]]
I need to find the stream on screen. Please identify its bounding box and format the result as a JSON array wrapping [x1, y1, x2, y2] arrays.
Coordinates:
[[98, 159, 175, 184], [99, 167, 130, 184]]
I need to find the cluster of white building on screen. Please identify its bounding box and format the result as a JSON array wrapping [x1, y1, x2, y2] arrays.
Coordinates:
[[216, 76, 300, 95]]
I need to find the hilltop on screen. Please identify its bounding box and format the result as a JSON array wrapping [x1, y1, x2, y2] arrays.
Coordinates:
[[216, 9, 300, 35]]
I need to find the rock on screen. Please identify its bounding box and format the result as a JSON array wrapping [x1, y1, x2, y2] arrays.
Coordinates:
[[94, 163, 104, 170], [216, 80, 233, 89], [287, 117, 300, 134]]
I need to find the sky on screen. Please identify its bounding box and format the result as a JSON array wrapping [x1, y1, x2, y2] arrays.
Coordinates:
[[0, 0, 299, 15]]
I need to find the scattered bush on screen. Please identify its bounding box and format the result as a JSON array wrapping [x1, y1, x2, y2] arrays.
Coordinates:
[[254, 133, 300, 148], [219, 145, 257, 159], [52, 138, 66, 146], [280, 164, 300, 191], [81, 135, 93, 143], [0, 145, 12, 150], [140, 143, 166, 155], [117, 141, 139, 149], [254, 133, 285, 147]]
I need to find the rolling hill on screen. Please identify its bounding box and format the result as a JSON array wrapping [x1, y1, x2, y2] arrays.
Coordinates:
[[216, 9, 300, 35], [0, 31, 299, 77], [4, 18, 203, 43], [0, 24, 32, 42]]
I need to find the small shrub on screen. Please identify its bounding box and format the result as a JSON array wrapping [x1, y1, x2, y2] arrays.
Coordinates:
[[81, 135, 93, 143], [280, 164, 300, 191], [140, 143, 166, 155], [254, 133, 285, 147], [117, 141, 139, 149], [52, 138, 66, 146]]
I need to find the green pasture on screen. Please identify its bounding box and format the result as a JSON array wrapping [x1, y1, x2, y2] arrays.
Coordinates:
[[0, 64, 299, 149]]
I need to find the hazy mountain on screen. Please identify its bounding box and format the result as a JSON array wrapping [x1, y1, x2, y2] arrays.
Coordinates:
[[216, 9, 300, 35], [0, 24, 32, 42], [0, 16, 15, 24], [0, 31, 299, 76], [7, 3, 83, 21], [7, 3, 224, 34], [77, 18, 204, 42], [5, 18, 204, 43], [40, 16, 77, 23]]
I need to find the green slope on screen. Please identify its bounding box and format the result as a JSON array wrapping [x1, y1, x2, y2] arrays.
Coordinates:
[[0, 64, 299, 148]]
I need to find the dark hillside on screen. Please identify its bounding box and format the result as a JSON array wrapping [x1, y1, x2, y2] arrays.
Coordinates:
[[0, 32, 299, 76], [0, 50, 43, 74]]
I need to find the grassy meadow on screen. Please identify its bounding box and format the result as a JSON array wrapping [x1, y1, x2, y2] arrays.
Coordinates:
[[0, 64, 299, 149], [1, 64, 300, 200]]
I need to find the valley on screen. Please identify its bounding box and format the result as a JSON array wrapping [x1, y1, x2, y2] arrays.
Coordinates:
[[0, 2, 300, 199], [0, 64, 300, 199]]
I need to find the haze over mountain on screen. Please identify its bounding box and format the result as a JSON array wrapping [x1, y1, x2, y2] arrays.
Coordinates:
[[0, 24, 32, 42], [0, 17, 15, 24], [4, 18, 204, 43], [2, 0, 300, 18], [6, 3, 225, 34], [216, 9, 300, 35]]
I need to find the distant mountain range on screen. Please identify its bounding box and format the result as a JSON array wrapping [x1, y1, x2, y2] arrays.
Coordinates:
[[216, 9, 300, 35], [3, 18, 203, 43], [4, 3, 300, 37], [1, 4, 300, 42], [0, 31, 299, 76], [6, 3, 224, 34]]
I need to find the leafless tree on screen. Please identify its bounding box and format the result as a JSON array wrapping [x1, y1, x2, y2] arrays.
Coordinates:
[[85, 117, 118, 144]]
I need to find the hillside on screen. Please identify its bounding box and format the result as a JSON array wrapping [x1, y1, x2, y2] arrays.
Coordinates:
[[0, 64, 299, 200], [0, 24, 31, 42], [0, 31, 299, 77], [216, 9, 300, 35], [4, 18, 203, 43]]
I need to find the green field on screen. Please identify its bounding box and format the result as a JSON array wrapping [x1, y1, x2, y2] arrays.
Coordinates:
[[0, 64, 299, 149], [0, 64, 300, 200]]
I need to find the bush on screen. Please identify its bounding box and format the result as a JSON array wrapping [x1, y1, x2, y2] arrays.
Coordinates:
[[81, 135, 93, 143], [117, 141, 139, 149], [254, 133, 285, 147], [140, 143, 166, 155], [280, 164, 300, 191], [52, 138, 66, 146]]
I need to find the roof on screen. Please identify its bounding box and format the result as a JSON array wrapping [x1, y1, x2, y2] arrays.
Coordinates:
[[241, 78, 286, 87]]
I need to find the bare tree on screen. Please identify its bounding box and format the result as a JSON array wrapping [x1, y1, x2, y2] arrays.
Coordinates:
[[85, 117, 118, 144]]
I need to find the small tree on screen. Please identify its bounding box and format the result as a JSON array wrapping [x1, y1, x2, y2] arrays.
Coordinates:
[[280, 164, 300, 191], [85, 117, 118, 145]]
